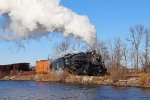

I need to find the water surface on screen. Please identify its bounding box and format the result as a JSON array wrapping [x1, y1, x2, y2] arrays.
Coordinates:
[[0, 81, 150, 100]]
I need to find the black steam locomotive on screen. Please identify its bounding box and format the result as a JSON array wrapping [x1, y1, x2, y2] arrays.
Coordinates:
[[52, 51, 107, 76]]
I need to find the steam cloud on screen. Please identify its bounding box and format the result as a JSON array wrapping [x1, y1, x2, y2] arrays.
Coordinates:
[[0, 0, 96, 45]]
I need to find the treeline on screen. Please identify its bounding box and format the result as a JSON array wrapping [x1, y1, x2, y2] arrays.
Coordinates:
[[55, 24, 150, 72]]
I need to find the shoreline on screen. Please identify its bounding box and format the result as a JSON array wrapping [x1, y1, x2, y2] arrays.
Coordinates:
[[1, 71, 150, 88], [0, 79, 150, 89]]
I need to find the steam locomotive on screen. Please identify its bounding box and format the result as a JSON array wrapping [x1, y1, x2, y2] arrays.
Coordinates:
[[52, 51, 107, 76]]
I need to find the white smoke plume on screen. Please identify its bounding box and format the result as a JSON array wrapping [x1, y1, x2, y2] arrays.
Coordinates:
[[0, 0, 96, 45]]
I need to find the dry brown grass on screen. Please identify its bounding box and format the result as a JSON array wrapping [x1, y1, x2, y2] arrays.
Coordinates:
[[65, 74, 83, 83], [139, 73, 150, 85], [0, 71, 5, 79], [129, 68, 142, 74], [65, 74, 110, 84], [108, 66, 129, 81], [9, 71, 35, 80], [35, 70, 70, 82]]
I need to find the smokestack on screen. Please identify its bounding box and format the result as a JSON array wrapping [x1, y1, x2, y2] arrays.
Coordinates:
[[0, 0, 96, 45]]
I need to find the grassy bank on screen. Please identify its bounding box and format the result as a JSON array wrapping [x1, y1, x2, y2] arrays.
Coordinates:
[[1, 69, 150, 88]]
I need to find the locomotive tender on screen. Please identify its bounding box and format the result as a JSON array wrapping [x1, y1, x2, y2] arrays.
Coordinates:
[[52, 51, 107, 76]]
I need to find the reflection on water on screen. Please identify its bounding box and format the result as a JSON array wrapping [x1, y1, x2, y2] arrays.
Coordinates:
[[0, 81, 150, 100]]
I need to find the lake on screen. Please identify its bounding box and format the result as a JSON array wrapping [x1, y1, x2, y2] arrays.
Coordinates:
[[0, 81, 150, 100]]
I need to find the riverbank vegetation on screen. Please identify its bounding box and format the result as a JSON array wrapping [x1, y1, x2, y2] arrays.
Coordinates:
[[1, 69, 150, 88]]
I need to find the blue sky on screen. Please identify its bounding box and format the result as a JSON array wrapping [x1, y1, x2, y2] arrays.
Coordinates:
[[0, 0, 150, 66]]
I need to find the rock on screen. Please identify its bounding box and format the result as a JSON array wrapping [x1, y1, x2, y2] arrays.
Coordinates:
[[10, 76, 15, 80]]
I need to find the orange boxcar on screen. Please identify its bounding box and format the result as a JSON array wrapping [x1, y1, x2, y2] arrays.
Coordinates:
[[36, 60, 51, 73]]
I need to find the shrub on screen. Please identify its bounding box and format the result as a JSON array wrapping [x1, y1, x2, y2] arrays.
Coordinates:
[[139, 73, 150, 85], [108, 66, 129, 81], [38, 70, 70, 82]]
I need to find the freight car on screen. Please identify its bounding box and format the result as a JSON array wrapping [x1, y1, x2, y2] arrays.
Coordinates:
[[52, 51, 107, 76], [0, 63, 30, 72], [36, 60, 51, 73], [0, 63, 30, 78]]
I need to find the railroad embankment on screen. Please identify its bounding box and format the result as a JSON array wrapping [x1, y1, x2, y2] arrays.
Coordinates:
[[1, 70, 150, 88]]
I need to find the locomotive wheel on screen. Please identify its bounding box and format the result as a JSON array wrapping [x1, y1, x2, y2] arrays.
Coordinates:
[[76, 67, 87, 75], [76, 68, 83, 75]]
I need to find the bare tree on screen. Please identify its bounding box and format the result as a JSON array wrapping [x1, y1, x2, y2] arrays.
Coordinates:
[[122, 42, 129, 67], [95, 40, 109, 64], [113, 38, 123, 67], [70, 38, 87, 51], [141, 29, 150, 71], [56, 38, 71, 53], [88, 39, 109, 61], [128, 25, 145, 69], [107, 39, 114, 67]]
